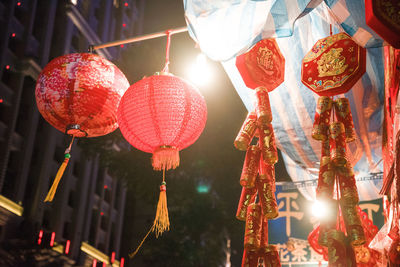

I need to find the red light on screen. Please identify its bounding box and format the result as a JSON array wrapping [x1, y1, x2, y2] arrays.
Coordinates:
[[120, 44, 124, 48], [37, 230, 43, 245], [104, 185, 108, 189], [50, 232, 55, 247], [0, 99, 3, 103], [65, 240, 71, 254], [111, 252, 116, 263], [124, 2, 128, 7], [5, 65, 10, 70], [17, 2, 21, 6], [92, 259, 97, 267], [120, 257, 125, 267], [122, 23, 126, 27], [11, 33, 16, 37], [100, 212, 104, 216]]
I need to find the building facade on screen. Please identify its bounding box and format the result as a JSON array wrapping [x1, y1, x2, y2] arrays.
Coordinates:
[[0, 0, 144, 265]]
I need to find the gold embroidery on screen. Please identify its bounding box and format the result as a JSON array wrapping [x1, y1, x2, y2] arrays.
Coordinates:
[[257, 47, 274, 73], [317, 48, 348, 77]]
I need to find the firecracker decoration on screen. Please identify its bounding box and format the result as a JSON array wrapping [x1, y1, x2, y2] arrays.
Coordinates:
[[309, 207, 381, 265], [234, 112, 258, 151], [35, 53, 129, 202], [329, 122, 348, 167], [301, 32, 366, 96], [236, 39, 285, 91], [327, 230, 349, 267], [234, 68, 281, 266], [312, 96, 333, 141], [334, 97, 356, 142], [255, 87, 273, 124], [365, 0, 400, 49], [303, 31, 372, 266], [121, 31, 207, 258], [236, 187, 258, 221], [257, 165, 278, 219], [244, 203, 263, 251], [240, 145, 261, 188]]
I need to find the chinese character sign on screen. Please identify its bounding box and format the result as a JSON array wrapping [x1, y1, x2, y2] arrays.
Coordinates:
[[268, 184, 383, 266]]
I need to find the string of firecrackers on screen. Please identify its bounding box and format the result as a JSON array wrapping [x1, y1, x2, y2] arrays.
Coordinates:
[[301, 31, 382, 266], [233, 38, 286, 267], [234, 87, 281, 267]]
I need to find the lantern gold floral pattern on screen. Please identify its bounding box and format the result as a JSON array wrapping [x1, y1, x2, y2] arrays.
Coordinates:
[[36, 53, 129, 137]]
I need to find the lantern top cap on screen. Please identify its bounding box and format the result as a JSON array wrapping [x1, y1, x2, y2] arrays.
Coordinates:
[[153, 71, 174, 77]]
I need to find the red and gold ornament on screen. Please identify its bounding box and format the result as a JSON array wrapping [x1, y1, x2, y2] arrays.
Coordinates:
[[301, 32, 366, 96], [236, 39, 285, 91], [365, 0, 400, 49]]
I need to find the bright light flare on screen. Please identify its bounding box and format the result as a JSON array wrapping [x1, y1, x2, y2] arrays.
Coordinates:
[[311, 200, 327, 219], [187, 53, 212, 87]]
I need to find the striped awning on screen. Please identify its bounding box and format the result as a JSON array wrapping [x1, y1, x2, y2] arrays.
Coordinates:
[[184, 0, 385, 200]]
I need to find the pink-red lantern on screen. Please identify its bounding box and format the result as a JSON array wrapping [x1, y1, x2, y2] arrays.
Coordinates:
[[236, 38, 285, 91], [36, 53, 129, 137], [117, 73, 207, 171], [301, 32, 366, 96]]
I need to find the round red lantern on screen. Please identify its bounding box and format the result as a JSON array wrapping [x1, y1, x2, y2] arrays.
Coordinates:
[[35, 53, 129, 202], [301, 32, 366, 96], [117, 72, 207, 171], [36, 53, 129, 137], [236, 38, 285, 91]]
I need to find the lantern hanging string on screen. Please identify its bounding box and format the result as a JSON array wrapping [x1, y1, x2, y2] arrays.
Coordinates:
[[90, 26, 187, 51], [44, 136, 75, 202], [162, 30, 172, 73]]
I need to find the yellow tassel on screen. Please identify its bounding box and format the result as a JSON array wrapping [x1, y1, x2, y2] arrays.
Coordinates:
[[44, 154, 70, 202], [129, 170, 170, 259], [154, 181, 170, 237], [44, 136, 74, 202]]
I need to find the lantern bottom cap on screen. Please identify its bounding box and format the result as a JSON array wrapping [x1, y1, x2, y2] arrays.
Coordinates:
[[66, 124, 87, 138], [152, 146, 180, 171]]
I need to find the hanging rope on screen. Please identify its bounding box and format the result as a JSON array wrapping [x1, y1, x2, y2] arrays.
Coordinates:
[[162, 30, 172, 73]]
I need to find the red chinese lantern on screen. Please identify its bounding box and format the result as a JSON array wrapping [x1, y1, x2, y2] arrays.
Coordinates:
[[117, 73, 207, 171], [236, 38, 285, 91], [121, 31, 207, 258], [301, 32, 366, 96], [365, 0, 400, 49], [35, 53, 129, 202], [36, 53, 129, 137]]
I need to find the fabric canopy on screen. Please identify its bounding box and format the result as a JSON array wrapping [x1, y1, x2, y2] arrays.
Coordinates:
[[184, 0, 385, 201]]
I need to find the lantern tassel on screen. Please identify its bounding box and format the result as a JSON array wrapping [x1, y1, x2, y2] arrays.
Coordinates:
[[154, 178, 170, 236], [152, 146, 179, 171], [44, 137, 74, 202], [129, 170, 170, 259]]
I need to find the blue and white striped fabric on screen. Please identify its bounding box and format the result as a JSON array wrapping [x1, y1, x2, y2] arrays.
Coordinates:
[[184, 1, 385, 201], [184, 0, 385, 61]]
